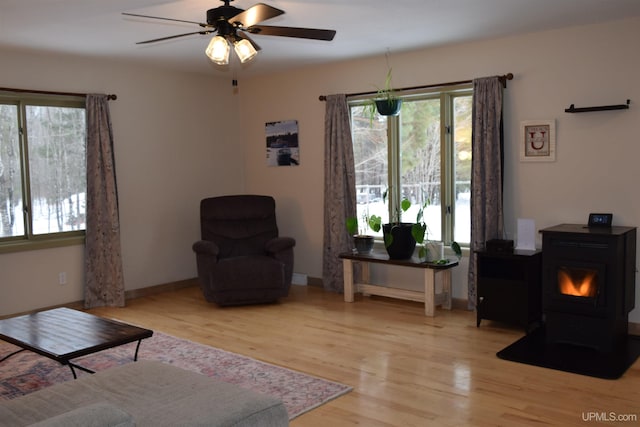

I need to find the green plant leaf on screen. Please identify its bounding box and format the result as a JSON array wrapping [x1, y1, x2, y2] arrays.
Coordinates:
[[368, 215, 382, 233], [451, 241, 462, 259], [346, 217, 358, 236], [411, 223, 426, 244], [418, 246, 426, 260], [401, 198, 411, 213], [384, 233, 394, 248], [364, 102, 377, 125], [385, 67, 393, 91]]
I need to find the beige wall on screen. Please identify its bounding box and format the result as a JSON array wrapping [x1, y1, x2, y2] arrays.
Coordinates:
[[237, 17, 640, 322], [0, 49, 243, 316], [2, 16, 639, 323]]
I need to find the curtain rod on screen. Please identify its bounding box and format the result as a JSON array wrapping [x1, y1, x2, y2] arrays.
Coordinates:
[[0, 87, 117, 100], [318, 73, 513, 101]]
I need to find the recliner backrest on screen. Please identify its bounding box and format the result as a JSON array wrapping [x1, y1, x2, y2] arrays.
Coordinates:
[[200, 195, 279, 259]]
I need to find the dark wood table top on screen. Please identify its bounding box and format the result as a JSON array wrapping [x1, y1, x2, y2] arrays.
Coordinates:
[[0, 307, 153, 364], [339, 249, 458, 269]]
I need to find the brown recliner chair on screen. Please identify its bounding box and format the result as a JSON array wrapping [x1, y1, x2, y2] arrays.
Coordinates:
[[192, 195, 295, 306]]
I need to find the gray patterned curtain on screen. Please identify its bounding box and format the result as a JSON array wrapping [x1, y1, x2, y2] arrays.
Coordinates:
[[322, 94, 357, 292], [468, 77, 504, 310], [84, 94, 125, 308]]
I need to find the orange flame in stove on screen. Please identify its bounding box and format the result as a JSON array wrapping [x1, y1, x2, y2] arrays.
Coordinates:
[[558, 268, 597, 297]]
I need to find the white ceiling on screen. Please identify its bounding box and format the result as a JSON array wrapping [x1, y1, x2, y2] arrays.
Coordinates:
[[2, 0, 640, 77]]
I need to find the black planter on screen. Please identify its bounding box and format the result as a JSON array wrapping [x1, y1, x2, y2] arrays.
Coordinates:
[[353, 235, 374, 254], [375, 99, 402, 116], [382, 223, 416, 259]]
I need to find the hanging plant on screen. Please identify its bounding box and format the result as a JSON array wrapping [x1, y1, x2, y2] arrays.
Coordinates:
[[364, 53, 402, 123], [375, 97, 402, 116], [374, 66, 401, 115]]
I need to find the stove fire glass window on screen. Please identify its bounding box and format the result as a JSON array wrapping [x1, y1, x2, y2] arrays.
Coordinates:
[[557, 266, 598, 298]]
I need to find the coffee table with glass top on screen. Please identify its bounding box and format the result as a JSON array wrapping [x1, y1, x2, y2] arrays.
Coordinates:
[[0, 307, 153, 378]]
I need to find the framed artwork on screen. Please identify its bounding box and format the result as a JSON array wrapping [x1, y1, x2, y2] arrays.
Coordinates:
[[266, 119, 299, 167], [520, 120, 556, 162]]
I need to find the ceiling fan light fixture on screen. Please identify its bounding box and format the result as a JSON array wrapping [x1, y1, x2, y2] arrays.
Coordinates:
[[234, 39, 258, 63], [205, 35, 230, 65], [128, 2, 336, 68]]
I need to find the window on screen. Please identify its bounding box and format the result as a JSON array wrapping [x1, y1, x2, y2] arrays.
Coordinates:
[[350, 85, 472, 245], [0, 92, 86, 250]]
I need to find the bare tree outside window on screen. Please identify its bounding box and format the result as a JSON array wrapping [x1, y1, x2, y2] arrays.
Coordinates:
[[399, 98, 442, 240], [453, 96, 472, 243], [350, 90, 472, 245], [350, 105, 388, 236], [0, 97, 86, 244], [0, 104, 24, 238], [26, 105, 86, 235]]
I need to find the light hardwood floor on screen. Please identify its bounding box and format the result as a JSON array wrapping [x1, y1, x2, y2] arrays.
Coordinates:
[[88, 283, 640, 427]]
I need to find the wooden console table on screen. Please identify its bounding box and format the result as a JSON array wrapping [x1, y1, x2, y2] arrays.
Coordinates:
[[339, 250, 458, 316]]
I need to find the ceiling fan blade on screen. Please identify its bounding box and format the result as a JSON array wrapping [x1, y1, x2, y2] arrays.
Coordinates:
[[230, 3, 284, 28], [123, 12, 208, 28], [237, 31, 262, 51], [136, 31, 214, 45], [247, 25, 336, 41]]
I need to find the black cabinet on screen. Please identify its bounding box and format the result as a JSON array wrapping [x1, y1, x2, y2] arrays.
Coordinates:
[[476, 250, 542, 331]]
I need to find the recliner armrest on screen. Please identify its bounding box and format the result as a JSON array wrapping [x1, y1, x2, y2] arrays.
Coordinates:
[[192, 240, 220, 257], [265, 237, 296, 254]]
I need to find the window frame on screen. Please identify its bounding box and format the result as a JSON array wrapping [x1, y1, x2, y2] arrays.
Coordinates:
[[0, 91, 86, 253], [349, 83, 473, 247]]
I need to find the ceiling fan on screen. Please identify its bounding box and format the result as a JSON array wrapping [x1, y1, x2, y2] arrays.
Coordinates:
[[123, 0, 336, 65]]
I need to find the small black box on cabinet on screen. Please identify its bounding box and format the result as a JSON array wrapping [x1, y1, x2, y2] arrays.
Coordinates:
[[485, 239, 514, 253]]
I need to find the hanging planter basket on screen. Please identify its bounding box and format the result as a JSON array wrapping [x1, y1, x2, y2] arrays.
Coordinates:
[[375, 99, 402, 116]]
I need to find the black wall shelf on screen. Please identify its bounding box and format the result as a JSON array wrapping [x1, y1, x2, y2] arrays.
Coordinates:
[[565, 99, 630, 113]]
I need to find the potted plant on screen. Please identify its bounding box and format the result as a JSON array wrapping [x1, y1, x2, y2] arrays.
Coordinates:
[[380, 191, 422, 260], [346, 213, 381, 254], [373, 67, 402, 115], [382, 193, 461, 262], [364, 56, 402, 122], [349, 191, 463, 261]]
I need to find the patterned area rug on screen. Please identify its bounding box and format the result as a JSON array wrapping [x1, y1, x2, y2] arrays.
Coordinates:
[[0, 332, 351, 420]]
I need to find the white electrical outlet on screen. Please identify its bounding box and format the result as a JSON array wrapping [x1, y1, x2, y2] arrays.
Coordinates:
[[59, 272, 67, 285], [291, 273, 308, 286]]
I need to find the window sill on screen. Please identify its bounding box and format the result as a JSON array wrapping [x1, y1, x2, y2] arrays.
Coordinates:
[[0, 235, 85, 254], [369, 239, 468, 258]]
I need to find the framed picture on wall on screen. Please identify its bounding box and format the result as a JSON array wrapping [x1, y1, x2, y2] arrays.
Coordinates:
[[266, 119, 299, 167], [520, 120, 556, 162]]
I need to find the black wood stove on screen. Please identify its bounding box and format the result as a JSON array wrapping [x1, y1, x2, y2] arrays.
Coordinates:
[[540, 224, 636, 352], [497, 223, 640, 379]]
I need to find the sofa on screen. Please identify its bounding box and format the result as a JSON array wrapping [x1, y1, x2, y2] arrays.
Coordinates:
[[0, 361, 289, 426]]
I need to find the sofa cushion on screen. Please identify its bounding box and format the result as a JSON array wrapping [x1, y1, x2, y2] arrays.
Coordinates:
[[28, 403, 134, 427], [0, 361, 288, 427]]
